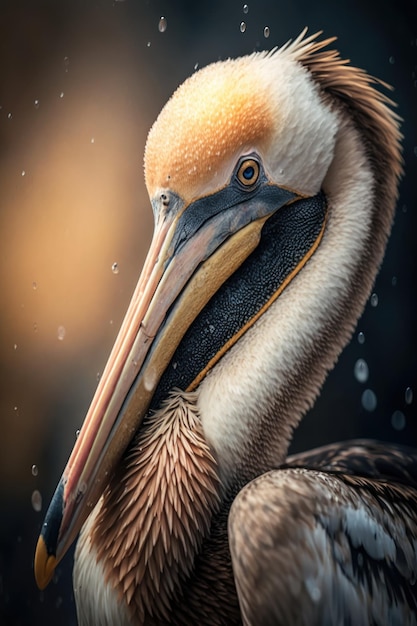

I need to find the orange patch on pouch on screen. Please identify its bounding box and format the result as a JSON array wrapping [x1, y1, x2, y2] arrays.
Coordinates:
[[144, 58, 274, 202]]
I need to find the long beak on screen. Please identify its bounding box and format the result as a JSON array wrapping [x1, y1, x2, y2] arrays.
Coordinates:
[[34, 185, 296, 589]]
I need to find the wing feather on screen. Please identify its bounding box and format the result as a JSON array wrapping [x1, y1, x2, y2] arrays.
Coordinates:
[[229, 441, 417, 626]]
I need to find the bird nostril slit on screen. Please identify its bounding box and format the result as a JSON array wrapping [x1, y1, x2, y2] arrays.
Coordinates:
[[160, 193, 170, 207]]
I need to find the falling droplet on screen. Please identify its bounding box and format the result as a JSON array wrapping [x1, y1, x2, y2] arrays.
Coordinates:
[[391, 276, 397, 287], [354, 358, 369, 383], [357, 331, 365, 345], [13, 343, 17, 350], [405, 386, 413, 405], [57, 325, 66, 341], [370, 293, 378, 307], [34, 99, 40, 109], [31, 490, 42, 512], [389, 56, 395, 64], [63, 56, 70, 72], [158, 16, 167, 32], [96, 372, 101, 381], [263, 26, 270, 38], [305, 577, 321, 603], [21, 170, 26, 177], [147, 41, 151, 48], [361, 389, 377, 412], [144, 366, 158, 392], [7, 112, 12, 120], [194, 62, 199, 70], [32, 281, 37, 290], [75, 429, 80, 439], [240, 21, 246, 32], [59, 91, 64, 99], [391, 410, 406, 431], [243, 4, 249, 13], [31, 464, 38, 477], [90, 137, 95, 144], [33, 322, 38, 332], [111, 262, 119, 274]]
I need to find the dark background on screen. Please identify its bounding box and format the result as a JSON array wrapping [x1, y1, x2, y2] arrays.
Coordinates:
[[0, 0, 416, 624]]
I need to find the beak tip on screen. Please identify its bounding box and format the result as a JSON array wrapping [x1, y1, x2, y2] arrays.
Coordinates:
[[34, 535, 56, 589], [34, 478, 64, 589]]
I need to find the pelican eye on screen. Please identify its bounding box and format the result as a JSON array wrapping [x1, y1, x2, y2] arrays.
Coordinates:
[[237, 158, 260, 187]]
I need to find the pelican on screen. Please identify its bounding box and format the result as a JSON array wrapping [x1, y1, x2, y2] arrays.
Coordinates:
[[34, 30, 417, 625]]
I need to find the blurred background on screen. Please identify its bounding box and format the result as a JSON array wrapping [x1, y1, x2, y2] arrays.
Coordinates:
[[0, 0, 415, 623]]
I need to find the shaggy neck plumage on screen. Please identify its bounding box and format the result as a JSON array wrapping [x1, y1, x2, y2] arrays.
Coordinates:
[[75, 392, 221, 625]]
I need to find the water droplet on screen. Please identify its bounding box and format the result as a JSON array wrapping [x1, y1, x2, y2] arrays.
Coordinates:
[[389, 56, 395, 64], [21, 170, 26, 177], [31, 490, 42, 512], [75, 429, 80, 439], [405, 386, 413, 405], [90, 137, 95, 144], [243, 3, 249, 13], [147, 41, 151, 47], [13, 406, 18, 412], [391, 410, 406, 431], [33, 322, 38, 332], [158, 16, 167, 32], [357, 331, 365, 345], [391, 276, 397, 287], [32, 281, 37, 290], [13, 343, 17, 350], [143, 367, 158, 392], [57, 325, 66, 341], [31, 464, 38, 477], [63, 56, 70, 72], [172, 361, 178, 370], [109, 319, 114, 325], [111, 262, 119, 274], [263, 26, 270, 38], [194, 62, 199, 70], [370, 293, 378, 307], [305, 577, 321, 603], [354, 358, 369, 383], [361, 389, 377, 412], [34, 99, 40, 109], [59, 91, 64, 99], [240, 21, 246, 32], [96, 372, 101, 381], [7, 112, 12, 120]]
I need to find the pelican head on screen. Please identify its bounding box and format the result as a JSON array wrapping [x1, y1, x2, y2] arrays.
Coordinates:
[[34, 31, 401, 624]]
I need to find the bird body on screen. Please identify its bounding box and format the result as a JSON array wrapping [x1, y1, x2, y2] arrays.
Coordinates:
[[35, 31, 417, 625]]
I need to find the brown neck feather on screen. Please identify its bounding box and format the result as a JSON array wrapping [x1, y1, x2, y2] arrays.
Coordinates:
[[91, 392, 221, 624]]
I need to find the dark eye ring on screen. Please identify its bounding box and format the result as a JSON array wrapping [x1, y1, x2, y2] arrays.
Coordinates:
[[237, 158, 260, 187]]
